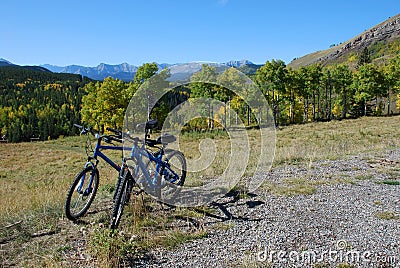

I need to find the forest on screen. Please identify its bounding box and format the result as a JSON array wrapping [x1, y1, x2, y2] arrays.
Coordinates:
[[0, 66, 91, 142], [1, 51, 400, 143]]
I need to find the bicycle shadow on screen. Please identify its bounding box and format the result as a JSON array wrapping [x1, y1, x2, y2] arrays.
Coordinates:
[[206, 190, 265, 222], [168, 190, 265, 229]]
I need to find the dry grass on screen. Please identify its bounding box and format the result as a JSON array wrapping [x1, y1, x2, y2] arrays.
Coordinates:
[[261, 175, 357, 197], [170, 116, 400, 187], [274, 116, 400, 166], [0, 135, 121, 225], [0, 135, 122, 266], [375, 211, 399, 220], [87, 193, 209, 266]]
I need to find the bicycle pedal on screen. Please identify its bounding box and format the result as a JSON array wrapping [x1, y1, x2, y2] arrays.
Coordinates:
[[133, 189, 144, 195]]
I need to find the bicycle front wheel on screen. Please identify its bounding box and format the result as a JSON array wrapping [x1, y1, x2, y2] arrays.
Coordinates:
[[65, 166, 99, 221]]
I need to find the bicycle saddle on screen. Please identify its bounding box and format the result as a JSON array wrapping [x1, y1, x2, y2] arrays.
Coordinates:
[[136, 119, 158, 130], [156, 133, 176, 144]]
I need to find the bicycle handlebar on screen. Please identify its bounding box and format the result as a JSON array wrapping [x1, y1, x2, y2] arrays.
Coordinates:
[[74, 123, 123, 143], [106, 135, 123, 144], [106, 127, 122, 137], [74, 121, 161, 147]]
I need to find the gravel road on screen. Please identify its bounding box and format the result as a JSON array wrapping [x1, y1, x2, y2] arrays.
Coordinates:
[[131, 149, 400, 268]]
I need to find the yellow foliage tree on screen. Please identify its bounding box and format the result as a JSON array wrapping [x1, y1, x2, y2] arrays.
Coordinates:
[[397, 93, 400, 110], [81, 78, 137, 131]]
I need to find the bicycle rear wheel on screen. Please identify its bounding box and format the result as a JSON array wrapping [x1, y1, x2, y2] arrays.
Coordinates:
[[65, 166, 99, 221], [161, 150, 186, 198], [110, 172, 131, 229]]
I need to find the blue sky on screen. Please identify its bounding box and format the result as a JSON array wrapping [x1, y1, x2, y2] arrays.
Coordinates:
[[1, 0, 398, 66]]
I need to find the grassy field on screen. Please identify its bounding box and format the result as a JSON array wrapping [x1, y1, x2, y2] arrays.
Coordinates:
[[274, 116, 400, 164], [178, 115, 400, 187], [0, 115, 399, 266]]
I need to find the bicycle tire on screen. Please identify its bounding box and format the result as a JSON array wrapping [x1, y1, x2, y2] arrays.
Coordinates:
[[110, 171, 131, 229], [113, 165, 134, 201], [113, 174, 123, 201], [65, 166, 99, 221], [161, 150, 186, 198]]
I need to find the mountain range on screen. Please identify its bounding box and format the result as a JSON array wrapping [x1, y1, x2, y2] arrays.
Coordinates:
[[41, 62, 140, 81], [0, 58, 260, 82], [40, 60, 261, 81]]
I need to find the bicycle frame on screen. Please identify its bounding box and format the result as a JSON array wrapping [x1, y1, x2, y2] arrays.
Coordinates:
[[92, 143, 131, 171], [78, 136, 131, 194], [129, 140, 180, 192]]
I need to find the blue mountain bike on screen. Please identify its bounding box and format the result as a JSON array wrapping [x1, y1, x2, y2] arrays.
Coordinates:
[[110, 120, 186, 229], [64, 124, 130, 221]]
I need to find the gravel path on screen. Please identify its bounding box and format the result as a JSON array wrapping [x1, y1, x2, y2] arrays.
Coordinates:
[[133, 149, 400, 268]]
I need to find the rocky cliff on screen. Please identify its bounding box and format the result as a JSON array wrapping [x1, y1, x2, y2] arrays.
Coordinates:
[[289, 14, 400, 68]]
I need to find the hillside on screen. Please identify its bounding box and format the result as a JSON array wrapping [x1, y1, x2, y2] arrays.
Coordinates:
[[0, 64, 92, 89], [289, 14, 400, 68], [0, 58, 13, 67], [0, 58, 52, 73]]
